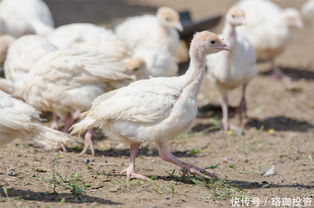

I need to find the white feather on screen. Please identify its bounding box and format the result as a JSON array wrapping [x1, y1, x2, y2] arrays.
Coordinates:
[[48, 23, 130, 60], [133, 47, 178, 77], [19, 50, 134, 119], [0, 90, 72, 149], [236, 0, 301, 60], [0, 0, 54, 37], [116, 15, 180, 57], [302, 0, 314, 23], [4, 35, 57, 93]]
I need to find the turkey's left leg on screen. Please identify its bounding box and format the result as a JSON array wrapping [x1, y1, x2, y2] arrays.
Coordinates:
[[78, 128, 95, 156], [156, 141, 216, 177], [120, 143, 147, 179], [270, 59, 291, 80], [63, 112, 74, 133], [237, 83, 248, 125], [219, 91, 229, 130], [51, 112, 59, 130]]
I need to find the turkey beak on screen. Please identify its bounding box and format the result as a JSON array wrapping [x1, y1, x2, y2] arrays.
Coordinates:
[[238, 18, 247, 25], [174, 22, 183, 32], [217, 41, 231, 51], [294, 19, 304, 29]]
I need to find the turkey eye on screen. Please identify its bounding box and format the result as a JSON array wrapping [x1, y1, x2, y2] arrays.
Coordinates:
[[232, 15, 235, 18], [210, 40, 216, 44], [165, 17, 170, 21]]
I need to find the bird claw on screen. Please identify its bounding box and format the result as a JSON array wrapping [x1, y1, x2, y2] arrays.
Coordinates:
[[78, 142, 95, 156], [120, 169, 148, 180], [185, 166, 217, 178], [54, 143, 67, 152], [78, 130, 95, 156], [51, 122, 59, 130], [271, 70, 292, 81]]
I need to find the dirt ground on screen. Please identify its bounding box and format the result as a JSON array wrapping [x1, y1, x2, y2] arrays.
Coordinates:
[[1, 0, 314, 207]]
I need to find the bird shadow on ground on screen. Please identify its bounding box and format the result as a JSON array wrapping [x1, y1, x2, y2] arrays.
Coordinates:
[[152, 174, 314, 190], [197, 103, 237, 119], [0, 69, 4, 78], [0, 188, 121, 205], [260, 66, 314, 80], [245, 116, 314, 132], [191, 103, 237, 134], [68, 147, 204, 158]]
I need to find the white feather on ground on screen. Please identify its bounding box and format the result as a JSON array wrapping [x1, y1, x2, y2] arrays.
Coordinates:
[[263, 165, 276, 177], [0, 90, 72, 149], [0, 0, 54, 37]]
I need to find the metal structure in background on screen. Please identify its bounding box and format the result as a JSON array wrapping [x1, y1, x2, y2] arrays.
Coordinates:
[[43, 0, 222, 41], [179, 10, 221, 43]]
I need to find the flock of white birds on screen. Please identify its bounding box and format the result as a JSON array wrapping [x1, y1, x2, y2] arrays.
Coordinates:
[[0, 0, 312, 179]]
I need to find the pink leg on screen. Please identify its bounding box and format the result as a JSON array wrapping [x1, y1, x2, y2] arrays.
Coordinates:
[[156, 141, 216, 177], [78, 128, 95, 156], [120, 143, 147, 180], [270, 59, 291, 81], [51, 113, 68, 152], [63, 113, 74, 133], [51, 113, 59, 130], [219, 92, 229, 130], [237, 84, 248, 125]]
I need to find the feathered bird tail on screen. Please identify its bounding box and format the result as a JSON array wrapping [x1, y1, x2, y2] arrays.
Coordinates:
[[70, 117, 97, 136], [32, 125, 75, 150]]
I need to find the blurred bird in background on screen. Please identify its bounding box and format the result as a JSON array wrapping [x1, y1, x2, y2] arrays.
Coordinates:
[[236, 0, 303, 80]]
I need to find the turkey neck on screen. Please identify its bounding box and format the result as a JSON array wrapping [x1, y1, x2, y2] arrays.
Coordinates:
[[182, 45, 206, 98], [221, 22, 236, 76], [223, 22, 237, 49]]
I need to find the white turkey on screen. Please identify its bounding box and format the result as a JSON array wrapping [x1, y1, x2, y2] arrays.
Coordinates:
[[236, 0, 303, 79], [71, 31, 230, 179], [115, 7, 183, 59], [18, 50, 138, 155], [206, 7, 257, 131]]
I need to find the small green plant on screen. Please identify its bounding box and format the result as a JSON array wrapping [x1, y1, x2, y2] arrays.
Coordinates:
[[205, 165, 218, 169], [189, 148, 202, 155], [165, 170, 243, 201], [40, 172, 88, 195], [228, 164, 236, 169], [151, 181, 177, 197], [207, 118, 221, 131], [86, 165, 105, 177], [0, 187, 9, 202]]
